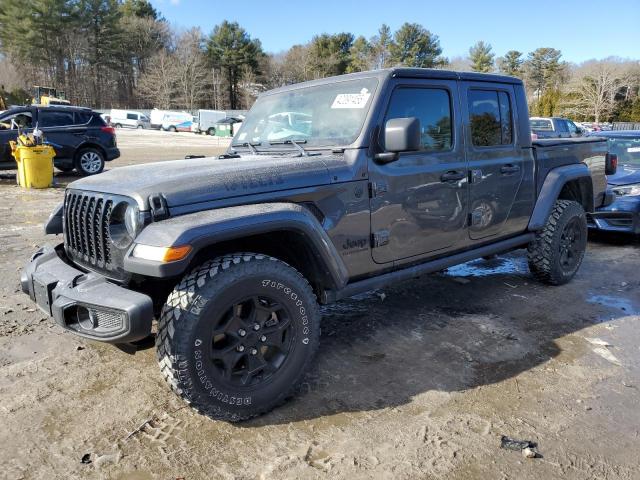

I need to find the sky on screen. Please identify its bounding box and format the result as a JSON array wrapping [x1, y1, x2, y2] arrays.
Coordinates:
[[151, 0, 640, 63]]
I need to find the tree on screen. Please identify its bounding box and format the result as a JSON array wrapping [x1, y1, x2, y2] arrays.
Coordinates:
[[308, 33, 354, 77], [497, 50, 523, 77], [389, 23, 445, 68], [524, 48, 565, 97], [347, 36, 372, 73], [566, 60, 624, 122], [137, 50, 176, 108], [174, 28, 209, 111], [79, 0, 123, 107], [370, 24, 393, 69], [469, 41, 494, 73], [207, 21, 263, 109]]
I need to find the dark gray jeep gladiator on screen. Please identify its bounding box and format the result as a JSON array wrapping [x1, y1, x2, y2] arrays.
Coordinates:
[[21, 68, 616, 421]]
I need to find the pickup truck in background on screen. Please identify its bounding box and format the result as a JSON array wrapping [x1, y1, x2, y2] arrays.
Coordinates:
[[22, 68, 615, 421], [530, 116, 583, 139]]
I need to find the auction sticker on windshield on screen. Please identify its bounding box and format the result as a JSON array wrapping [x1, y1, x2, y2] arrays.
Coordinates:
[[331, 88, 371, 109]]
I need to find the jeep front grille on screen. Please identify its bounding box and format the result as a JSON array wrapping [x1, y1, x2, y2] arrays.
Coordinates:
[[64, 191, 114, 269]]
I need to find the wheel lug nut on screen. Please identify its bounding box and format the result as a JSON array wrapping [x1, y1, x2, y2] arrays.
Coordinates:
[[251, 348, 257, 355], [260, 335, 266, 342], [238, 329, 246, 337], [237, 345, 245, 352], [253, 324, 260, 331]]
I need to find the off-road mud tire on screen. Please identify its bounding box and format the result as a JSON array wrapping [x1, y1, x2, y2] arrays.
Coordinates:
[[156, 253, 321, 421], [527, 200, 587, 285]]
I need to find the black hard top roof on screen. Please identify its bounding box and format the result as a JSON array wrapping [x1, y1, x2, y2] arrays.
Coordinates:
[[264, 67, 522, 96]]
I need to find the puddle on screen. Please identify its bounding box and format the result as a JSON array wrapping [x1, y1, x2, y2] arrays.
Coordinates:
[[320, 290, 381, 318], [443, 256, 528, 278], [587, 294, 639, 315]]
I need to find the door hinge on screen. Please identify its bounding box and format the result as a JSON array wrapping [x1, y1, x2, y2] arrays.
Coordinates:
[[369, 181, 388, 198], [371, 230, 390, 248]]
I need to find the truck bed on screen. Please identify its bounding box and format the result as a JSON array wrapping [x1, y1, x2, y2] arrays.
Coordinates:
[[532, 137, 608, 208]]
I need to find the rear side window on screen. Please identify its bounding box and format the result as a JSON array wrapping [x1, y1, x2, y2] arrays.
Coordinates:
[[126, 113, 138, 120], [383, 87, 453, 151], [530, 119, 553, 131], [39, 111, 75, 127], [90, 113, 106, 126], [468, 89, 513, 147], [74, 112, 92, 125], [556, 120, 569, 133]]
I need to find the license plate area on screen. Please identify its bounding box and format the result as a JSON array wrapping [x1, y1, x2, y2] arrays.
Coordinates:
[[32, 272, 58, 316]]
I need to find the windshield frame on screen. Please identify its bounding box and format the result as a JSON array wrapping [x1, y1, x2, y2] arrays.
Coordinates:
[[233, 75, 381, 152]]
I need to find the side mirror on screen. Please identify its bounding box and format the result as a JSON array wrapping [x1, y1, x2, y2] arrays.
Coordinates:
[[375, 117, 421, 164]]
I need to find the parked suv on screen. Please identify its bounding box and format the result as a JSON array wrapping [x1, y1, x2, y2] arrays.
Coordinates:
[[0, 105, 119, 175]]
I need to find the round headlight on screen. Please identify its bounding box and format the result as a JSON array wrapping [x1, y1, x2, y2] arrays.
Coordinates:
[[124, 204, 141, 237], [109, 202, 141, 249]]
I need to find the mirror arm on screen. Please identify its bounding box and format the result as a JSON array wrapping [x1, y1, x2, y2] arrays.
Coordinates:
[[374, 152, 399, 164]]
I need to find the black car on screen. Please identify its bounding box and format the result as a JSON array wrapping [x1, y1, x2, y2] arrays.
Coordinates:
[[587, 130, 640, 234], [0, 105, 120, 176]]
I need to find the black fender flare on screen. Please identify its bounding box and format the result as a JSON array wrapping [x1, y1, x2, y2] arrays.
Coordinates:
[[124, 202, 349, 289], [528, 163, 593, 231]]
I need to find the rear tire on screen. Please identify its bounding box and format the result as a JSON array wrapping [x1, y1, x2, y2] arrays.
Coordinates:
[[156, 253, 321, 421], [74, 148, 105, 176], [114, 123, 122, 129], [207, 127, 215, 136], [527, 200, 587, 285]]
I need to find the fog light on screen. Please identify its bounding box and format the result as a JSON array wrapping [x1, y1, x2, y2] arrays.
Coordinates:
[[132, 244, 191, 262]]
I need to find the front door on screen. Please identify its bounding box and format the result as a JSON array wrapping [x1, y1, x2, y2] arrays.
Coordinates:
[[462, 83, 526, 240], [369, 79, 468, 264]]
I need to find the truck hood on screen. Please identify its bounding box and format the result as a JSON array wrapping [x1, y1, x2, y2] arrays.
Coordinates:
[[608, 164, 640, 186], [69, 154, 333, 210]]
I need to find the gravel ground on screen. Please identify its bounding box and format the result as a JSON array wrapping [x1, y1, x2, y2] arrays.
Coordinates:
[[1, 130, 639, 479]]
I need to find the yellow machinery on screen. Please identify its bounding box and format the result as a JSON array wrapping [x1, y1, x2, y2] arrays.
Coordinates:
[[32, 86, 70, 106], [10, 132, 55, 189]]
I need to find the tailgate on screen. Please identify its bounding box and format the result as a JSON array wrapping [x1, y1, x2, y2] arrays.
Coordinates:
[[532, 137, 608, 206]]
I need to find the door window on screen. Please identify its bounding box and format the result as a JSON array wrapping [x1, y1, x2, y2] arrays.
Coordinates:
[[567, 120, 579, 135], [39, 111, 75, 127], [468, 90, 513, 147], [0, 111, 33, 130], [383, 87, 453, 151], [556, 120, 569, 133]]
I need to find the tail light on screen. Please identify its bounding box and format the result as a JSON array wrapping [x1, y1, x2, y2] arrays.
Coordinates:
[[605, 153, 617, 176], [101, 126, 115, 135]]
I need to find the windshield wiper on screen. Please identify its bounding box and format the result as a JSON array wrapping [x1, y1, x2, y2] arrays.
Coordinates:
[[231, 142, 261, 154], [269, 139, 320, 157]]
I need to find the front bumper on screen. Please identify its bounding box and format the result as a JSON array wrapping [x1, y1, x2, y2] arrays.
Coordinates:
[[21, 244, 153, 343], [588, 195, 640, 234]]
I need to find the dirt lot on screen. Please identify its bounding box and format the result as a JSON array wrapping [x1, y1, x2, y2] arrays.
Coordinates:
[[1, 130, 639, 479]]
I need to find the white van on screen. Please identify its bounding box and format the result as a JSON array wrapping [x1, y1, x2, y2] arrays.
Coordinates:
[[160, 111, 194, 132], [110, 109, 150, 129]]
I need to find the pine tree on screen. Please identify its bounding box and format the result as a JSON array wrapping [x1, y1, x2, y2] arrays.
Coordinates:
[[497, 50, 523, 77], [389, 23, 444, 68], [469, 41, 494, 73]]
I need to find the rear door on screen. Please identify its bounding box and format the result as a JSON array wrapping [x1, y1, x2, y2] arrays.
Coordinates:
[[462, 83, 526, 240], [369, 78, 468, 264], [0, 109, 34, 165], [38, 109, 81, 160]]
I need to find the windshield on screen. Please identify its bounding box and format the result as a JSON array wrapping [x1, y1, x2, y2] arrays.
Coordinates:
[[608, 136, 640, 167], [234, 77, 378, 148]]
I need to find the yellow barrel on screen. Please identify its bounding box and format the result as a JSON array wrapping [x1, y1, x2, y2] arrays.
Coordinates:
[[11, 143, 55, 189]]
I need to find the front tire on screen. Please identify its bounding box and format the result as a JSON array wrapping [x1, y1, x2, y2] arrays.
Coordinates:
[[168, 125, 177, 132], [527, 200, 587, 285], [156, 253, 320, 421]]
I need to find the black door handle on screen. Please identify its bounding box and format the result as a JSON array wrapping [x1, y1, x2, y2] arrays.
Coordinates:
[[440, 170, 466, 182], [500, 164, 520, 174]]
